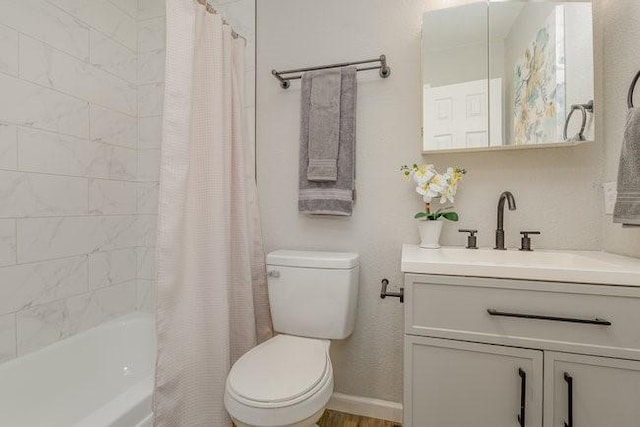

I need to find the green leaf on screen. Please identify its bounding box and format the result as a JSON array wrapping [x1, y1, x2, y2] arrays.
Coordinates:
[[414, 212, 428, 219], [441, 212, 459, 222]]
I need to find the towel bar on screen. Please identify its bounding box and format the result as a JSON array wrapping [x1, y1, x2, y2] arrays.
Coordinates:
[[272, 55, 391, 89]]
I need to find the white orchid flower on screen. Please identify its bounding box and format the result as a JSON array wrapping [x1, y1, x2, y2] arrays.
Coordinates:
[[429, 174, 447, 192], [412, 164, 436, 185], [441, 186, 455, 203], [415, 184, 432, 202], [402, 164, 466, 217], [416, 181, 441, 203]]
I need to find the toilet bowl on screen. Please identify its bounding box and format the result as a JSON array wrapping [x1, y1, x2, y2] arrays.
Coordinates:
[[224, 250, 360, 427], [224, 335, 333, 427]]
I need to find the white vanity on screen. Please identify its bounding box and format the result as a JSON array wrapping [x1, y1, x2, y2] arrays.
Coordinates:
[[401, 245, 640, 427]]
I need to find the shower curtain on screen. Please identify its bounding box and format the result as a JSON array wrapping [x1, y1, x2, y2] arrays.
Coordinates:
[[153, 1, 273, 425]]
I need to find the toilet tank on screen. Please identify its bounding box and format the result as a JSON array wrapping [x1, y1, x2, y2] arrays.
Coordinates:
[[266, 250, 359, 340]]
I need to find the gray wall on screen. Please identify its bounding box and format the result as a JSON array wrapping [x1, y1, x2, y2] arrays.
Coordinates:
[[257, 0, 632, 404]]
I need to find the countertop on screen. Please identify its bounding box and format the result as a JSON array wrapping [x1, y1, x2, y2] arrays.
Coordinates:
[[401, 244, 640, 286]]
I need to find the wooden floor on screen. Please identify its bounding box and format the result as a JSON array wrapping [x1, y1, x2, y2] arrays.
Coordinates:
[[317, 409, 401, 427]]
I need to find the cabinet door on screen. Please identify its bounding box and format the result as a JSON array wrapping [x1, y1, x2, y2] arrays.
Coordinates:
[[544, 352, 640, 427], [405, 336, 543, 427]]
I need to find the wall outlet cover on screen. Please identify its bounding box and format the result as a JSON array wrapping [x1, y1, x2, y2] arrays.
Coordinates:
[[604, 181, 617, 215]]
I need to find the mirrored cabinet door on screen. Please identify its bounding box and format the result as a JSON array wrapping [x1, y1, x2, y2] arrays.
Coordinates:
[[422, 2, 490, 151], [422, 0, 595, 153]]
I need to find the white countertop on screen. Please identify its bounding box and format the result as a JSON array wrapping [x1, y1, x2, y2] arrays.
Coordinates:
[[401, 244, 640, 286]]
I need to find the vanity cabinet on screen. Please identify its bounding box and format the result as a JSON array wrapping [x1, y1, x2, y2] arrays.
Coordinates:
[[403, 273, 640, 427], [405, 336, 542, 427]]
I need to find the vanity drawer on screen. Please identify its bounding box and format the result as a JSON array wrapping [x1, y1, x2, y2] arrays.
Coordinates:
[[405, 274, 640, 358]]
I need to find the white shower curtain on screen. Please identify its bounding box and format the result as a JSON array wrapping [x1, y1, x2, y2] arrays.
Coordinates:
[[153, 1, 273, 425]]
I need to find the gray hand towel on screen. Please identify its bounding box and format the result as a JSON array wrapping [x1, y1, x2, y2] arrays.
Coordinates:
[[614, 108, 640, 225], [307, 69, 342, 181], [299, 67, 357, 216]]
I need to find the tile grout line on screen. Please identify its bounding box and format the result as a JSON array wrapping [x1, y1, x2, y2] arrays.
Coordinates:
[[0, 68, 138, 132], [1, 260, 138, 318], [13, 213, 147, 220], [44, 0, 139, 55], [11, 121, 141, 156], [18, 31, 139, 89], [20, 124, 141, 152], [13, 218, 17, 266], [87, 175, 92, 223], [0, 166, 143, 185], [106, 0, 138, 22], [13, 279, 140, 358], [13, 311, 17, 360], [0, 20, 90, 64], [3, 247, 143, 270], [12, 35, 139, 118]]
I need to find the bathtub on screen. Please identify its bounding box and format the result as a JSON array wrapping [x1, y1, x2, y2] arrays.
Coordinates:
[[0, 313, 156, 427]]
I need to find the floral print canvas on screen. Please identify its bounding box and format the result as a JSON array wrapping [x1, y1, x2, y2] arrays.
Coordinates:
[[513, 6, 566, 145]]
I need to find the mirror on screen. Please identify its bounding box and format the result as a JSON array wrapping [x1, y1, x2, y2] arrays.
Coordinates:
[[421, 0, 594, 152]]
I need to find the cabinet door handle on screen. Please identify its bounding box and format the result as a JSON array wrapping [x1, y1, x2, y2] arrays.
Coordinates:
[[564, 372, 573, 427], [517, 368, 526, 427], [487, 309, 612, 326]]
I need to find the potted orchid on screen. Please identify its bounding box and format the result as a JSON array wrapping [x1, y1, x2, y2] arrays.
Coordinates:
[[401, 164, 466, 248]]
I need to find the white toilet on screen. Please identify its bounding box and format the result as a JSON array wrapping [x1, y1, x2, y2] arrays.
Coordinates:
[[224, 250, 359, 427]]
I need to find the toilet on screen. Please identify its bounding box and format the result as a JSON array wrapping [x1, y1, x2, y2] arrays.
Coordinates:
[[224, 250, 360, 427]]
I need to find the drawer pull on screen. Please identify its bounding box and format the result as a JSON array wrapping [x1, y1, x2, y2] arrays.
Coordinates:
[[517, 368, 526, 427], [564, 372, 573, 427], [487, 309, 612, 326]]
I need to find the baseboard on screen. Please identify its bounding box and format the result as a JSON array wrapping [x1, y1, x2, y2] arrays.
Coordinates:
[[327, 392, 403, 423]]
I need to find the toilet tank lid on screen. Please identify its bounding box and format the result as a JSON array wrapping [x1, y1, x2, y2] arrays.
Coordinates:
[[267, 250, 359, 269]]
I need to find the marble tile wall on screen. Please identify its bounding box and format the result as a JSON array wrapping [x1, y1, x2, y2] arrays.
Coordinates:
[[0, 0, 145, 363], [0, 0, 255, 363], [135, 0, 164, 313]]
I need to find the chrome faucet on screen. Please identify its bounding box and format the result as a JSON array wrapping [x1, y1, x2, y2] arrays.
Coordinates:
[[495, 191, 517, 250]]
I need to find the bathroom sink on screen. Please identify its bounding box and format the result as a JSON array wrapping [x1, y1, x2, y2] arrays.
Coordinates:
[[401, 245, 640, 286]]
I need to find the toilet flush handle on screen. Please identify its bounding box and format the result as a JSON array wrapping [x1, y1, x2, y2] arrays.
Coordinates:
[[267, 270, 280, 278]]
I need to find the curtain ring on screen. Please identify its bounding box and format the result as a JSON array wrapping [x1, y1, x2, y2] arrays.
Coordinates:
[[628, 70, 640, 109]]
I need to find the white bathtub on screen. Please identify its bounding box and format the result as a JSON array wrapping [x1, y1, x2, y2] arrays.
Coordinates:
[[0, 313, 156, 427]]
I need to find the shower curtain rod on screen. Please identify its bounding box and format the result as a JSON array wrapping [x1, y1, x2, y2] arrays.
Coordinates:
[[195, 0, 246, 41], [271, 55, 391, 89]]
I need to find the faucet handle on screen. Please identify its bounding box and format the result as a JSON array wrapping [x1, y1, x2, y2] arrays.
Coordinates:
[[459, 229, 478, 249], [520, 231, 541, 252]]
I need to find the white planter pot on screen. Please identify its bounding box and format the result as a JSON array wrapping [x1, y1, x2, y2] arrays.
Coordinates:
[[417, 220, 443, 249]]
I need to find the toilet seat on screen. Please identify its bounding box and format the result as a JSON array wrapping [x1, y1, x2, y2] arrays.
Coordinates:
[[224, 335, 334, 427]]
